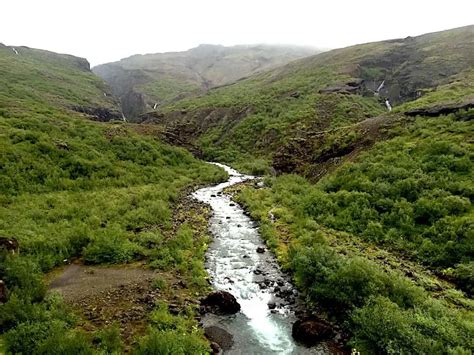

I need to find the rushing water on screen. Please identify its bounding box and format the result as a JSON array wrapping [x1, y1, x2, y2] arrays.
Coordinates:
[[193, 163, 328, 354]]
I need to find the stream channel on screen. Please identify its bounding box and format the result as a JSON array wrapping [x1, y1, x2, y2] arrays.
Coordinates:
[[193, 163, 329, 354]]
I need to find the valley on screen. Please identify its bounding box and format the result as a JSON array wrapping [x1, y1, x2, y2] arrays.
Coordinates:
[[0, 24, 473, 354]]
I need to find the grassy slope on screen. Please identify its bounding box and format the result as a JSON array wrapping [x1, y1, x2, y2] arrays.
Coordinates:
[[154, 25, 473, 173], [209, 29, 474, 353], [0, 45, 226, 353], [234, 107, 473, 354], [0, 45, 120, 117], [158, 26, 474, 353]]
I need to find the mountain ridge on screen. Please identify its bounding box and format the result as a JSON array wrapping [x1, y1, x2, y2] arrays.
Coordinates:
[[93, 43, 320, 119], [140, 25, 473, 173]]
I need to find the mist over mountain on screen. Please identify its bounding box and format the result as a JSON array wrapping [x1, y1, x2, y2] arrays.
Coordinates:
[[93, 44, 319, 119]]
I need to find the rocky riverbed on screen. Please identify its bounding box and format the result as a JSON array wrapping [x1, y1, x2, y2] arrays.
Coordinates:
[[193, 163, 332, 354]]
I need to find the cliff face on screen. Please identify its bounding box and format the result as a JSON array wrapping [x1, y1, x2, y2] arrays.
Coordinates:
[[93, 44, 319, 120]]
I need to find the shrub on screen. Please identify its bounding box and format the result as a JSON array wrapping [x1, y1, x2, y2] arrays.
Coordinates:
[[350, 296, 472, 354], [133, 329, 209, 355], [4, 318, 91, 355], [83, 232, 142, 264], [3, 256, 45, 302], [37, 330, 94, 355], [452, 262, 474, 296], [94, 325, 123, 354], [350, 296, 441, 354]]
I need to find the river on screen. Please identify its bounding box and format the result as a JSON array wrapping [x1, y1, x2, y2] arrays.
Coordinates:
[[193, 163, 329, 354]]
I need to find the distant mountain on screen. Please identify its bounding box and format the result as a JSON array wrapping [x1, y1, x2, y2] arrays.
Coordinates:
[[93, 44, 319, 119]]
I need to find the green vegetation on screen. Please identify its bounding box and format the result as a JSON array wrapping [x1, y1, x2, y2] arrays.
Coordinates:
[[305, 113, 473, 268], [0, 45, 226, 353], [0, 45, 119, 117], [167, 67, 384, 172], [234, 110, 473, 353], [0, 113, 224, 352], [134, 302, 209, 354], [152, 26, 473, 173], [138, 77, 201, 104], [1, 25, 473, 354], [396, 68, 474, 112]]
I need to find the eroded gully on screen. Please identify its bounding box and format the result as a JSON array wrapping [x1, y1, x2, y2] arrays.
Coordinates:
[[193, 163, 329, 354]]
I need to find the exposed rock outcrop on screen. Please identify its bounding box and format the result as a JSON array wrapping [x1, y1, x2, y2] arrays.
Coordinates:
[[72, 106, 123, 122], [319, 78, 365, 95], [120, 90, 147, 119], [139, 106, 253, 155], [404, 99, 474, 117], [204, 326, 234, 351], [0, 237, 19, 254], [272, 115, 399, 179], [0, 280, 7, 303]]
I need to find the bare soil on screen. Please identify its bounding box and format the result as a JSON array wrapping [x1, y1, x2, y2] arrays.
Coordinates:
[[48, 263, 158, 349]]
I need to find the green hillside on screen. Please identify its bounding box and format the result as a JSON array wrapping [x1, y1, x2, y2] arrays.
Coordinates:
[[152, 25, 474, 353], [93, 44, 318, 119], [216, 27, 473, 353], [0, 24, 473, 355], [0, 45, 226, 353], [233, 107, 473, 353], [146, 25, 473, 174], [0, 44, 123, 121]]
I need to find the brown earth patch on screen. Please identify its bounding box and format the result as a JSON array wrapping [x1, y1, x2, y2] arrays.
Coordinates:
[[48, 263, 159, 349]]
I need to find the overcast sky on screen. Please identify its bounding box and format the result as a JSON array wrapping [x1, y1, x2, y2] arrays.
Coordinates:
[[1, 0, 473, 66]]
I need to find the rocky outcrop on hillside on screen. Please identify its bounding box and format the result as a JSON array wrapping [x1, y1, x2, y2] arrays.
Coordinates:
[[72, 106, 123, 122], [404, 98, 474, 117], [319, 78, 365, 95], [355, 26, 474, 105], [273, 115, 401, 180]]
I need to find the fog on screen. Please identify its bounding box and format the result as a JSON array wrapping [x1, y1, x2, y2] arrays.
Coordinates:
[[1, 0, 473, 66]]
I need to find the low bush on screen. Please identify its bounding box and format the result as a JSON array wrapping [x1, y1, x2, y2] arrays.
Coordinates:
[[83, 232, 142, 265], [133, 329, 210, 355], [134, 303, 209, 355]]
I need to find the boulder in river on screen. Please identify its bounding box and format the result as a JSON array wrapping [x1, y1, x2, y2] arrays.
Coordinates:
[[201, 290, 241, 314], [205, 326, 234, 351], [256, 246, 265, 253], [210, 341, 221, 354], [292, 317, 334, 346]]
